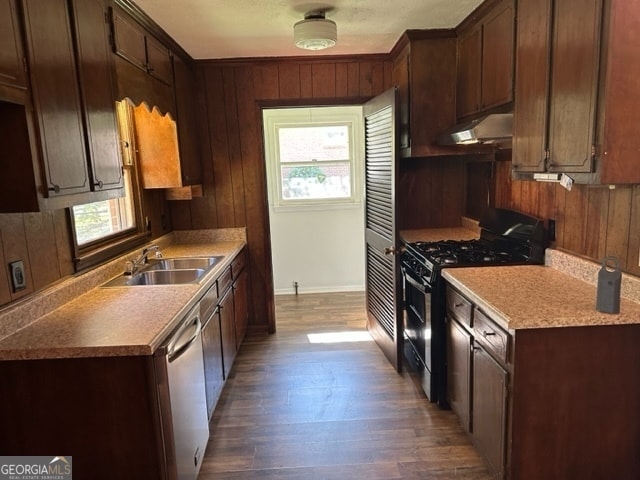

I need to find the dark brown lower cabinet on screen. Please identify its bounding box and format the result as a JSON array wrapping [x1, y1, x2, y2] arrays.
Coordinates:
[[0, 356, 167, 479], [446, 283, 640, 480], [233, 268, 249, 347], [218, 285, 236, 379], [201, 307, 224, 419], [472, 344, 507, 479], [446, 317, 471, 432]]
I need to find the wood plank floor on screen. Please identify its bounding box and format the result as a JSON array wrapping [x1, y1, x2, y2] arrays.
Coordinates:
[[199, 292, 492, 479]]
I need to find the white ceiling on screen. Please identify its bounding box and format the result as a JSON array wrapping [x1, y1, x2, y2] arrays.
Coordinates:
[[133, 0, 484, 60]]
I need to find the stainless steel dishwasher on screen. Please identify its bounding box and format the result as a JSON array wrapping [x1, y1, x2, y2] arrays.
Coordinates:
[[155, 303, 209, 480]]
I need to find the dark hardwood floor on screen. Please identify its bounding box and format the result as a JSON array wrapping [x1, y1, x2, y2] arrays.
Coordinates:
[[199, 292, 492, 479]]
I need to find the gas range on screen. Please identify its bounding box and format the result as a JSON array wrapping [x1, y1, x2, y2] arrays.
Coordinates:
[[400, 208, 546, 407], [402, 209, 546, 285]]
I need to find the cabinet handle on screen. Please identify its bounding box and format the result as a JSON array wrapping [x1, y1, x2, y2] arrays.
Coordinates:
[[454, 302, 464, 308], [49, 184, 60, 194], [483, 330, 496, 337], [94, 180, 104, 189]]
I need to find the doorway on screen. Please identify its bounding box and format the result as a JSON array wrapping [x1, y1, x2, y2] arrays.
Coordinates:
[[262, 106, 365, 295]]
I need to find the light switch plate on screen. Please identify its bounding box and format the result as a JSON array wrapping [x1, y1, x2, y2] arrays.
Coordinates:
[[9, 260, 26, 292]]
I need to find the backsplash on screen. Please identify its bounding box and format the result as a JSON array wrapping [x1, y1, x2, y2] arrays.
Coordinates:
[[0, 228, 246, 342], [545, 249, 640, 304]]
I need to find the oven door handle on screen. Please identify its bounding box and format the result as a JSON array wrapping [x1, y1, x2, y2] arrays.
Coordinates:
[[402, 267, 431, 294]]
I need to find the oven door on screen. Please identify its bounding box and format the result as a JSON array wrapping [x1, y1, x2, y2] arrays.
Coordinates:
[[402, 266, 433, 393]]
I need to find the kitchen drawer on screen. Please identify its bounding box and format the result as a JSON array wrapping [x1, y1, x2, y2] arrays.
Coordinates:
[[200, 282, 219, 322], [231, 249, 246, 279], [447, 287, 473, 327], [474, 308, 509, 365], [217, 266, 233, 296]]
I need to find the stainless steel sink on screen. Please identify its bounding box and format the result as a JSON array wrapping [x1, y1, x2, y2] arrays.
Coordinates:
[[125, 269, 205, 285], [102, 255, 224, 287], [147, 256, 223, 271]]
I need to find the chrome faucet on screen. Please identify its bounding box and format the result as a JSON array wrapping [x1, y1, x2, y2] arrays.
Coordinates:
[[124, 244, 163, 275]]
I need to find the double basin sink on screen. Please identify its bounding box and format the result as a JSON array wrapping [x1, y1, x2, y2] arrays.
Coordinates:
[[103, 256, 224, 287]]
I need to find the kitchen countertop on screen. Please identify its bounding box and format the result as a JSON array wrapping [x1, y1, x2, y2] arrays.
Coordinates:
[[443, 265, 640, 331], [0, 234, 245, 361]]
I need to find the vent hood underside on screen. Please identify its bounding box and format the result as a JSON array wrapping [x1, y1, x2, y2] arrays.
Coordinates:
[[437, 113, 513, 146]]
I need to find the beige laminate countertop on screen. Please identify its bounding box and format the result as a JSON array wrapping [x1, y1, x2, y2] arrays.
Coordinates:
[[443, 265, 640, 331], [0, 240, 245, 361]]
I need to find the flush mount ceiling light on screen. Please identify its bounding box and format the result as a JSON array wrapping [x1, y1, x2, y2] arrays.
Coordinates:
[[294, 11, 337, 51]]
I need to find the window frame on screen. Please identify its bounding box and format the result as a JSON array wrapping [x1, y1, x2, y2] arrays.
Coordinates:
[[263, 106, 364, 211], [69, 99, 149, 272]]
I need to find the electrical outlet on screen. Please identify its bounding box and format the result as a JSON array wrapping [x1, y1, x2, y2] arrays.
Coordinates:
[[9, 260, 26, 292]]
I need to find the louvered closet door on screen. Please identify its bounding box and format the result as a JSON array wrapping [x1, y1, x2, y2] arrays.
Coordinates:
[[364, 88, 402, 372]]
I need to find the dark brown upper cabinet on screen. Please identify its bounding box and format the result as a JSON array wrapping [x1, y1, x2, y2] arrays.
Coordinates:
[[456, 0, 515, 120], [1, 0, 124, 213], [513, 0, 640, 184], [21, 0, 90, 200], [0, 0, 27, 95], [71, 0, 124, 192], [172, 54, 202, 187], [391, 30, 460, 158], [111, 6, 173, 87]]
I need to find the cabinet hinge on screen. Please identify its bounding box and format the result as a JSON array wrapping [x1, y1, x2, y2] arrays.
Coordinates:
[[22, 57, 28, 74], [591, 144, 597, 159]]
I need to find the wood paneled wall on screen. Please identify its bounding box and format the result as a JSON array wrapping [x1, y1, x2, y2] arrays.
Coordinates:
[[170, 56, 393, 333], [0, 211, 73, 306], [494, 160, 640, 276]]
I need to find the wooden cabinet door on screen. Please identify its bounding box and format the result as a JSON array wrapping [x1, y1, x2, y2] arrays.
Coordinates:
[[173, 55, 202, 185], [481, 0, 514, 110], [456, 25, 481, 118], [202, 309, 224, 419], [111, 6, 147, 73], [547, 0, 602, 173], [146, 34, 173, 86], [218, 287, 237, 380], [71, 0, 123, 192], [447, 318, 471, 432], [0, 0, 26, 90], [233, 269, 249, 347], [22, 0, 90, 197], [598, 0, 640, 184], [512, 0, 552, 173], [472, 344, 508, 479]]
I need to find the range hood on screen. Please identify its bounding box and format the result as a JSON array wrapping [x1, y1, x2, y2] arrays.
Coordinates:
[[437, 113, 513, 146]]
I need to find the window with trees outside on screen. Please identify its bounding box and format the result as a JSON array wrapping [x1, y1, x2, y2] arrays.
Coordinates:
[[263, 106, 363, 209]]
